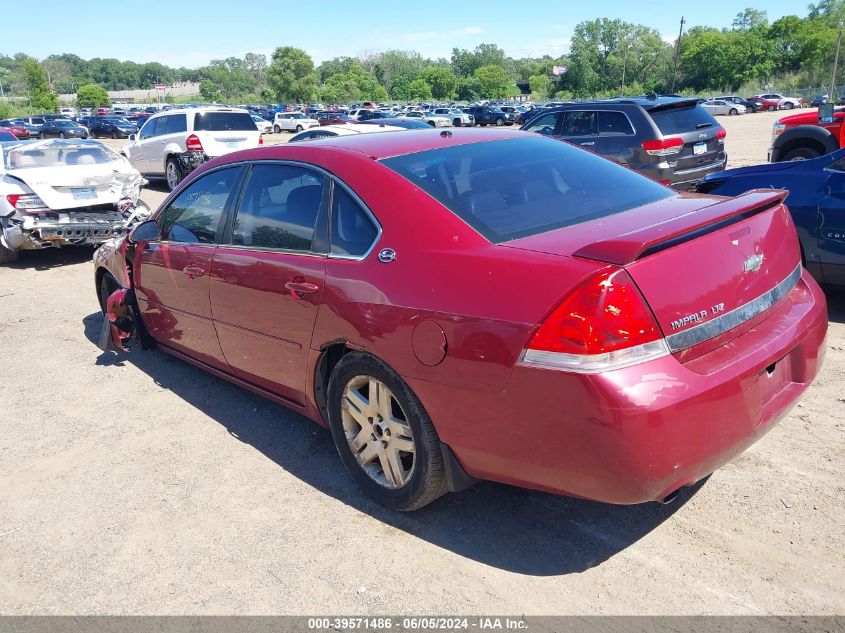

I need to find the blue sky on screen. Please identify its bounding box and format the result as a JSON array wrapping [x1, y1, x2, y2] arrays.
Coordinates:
[[3, 0, 807, 68]]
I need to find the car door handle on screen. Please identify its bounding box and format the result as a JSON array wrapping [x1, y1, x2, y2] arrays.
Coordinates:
[[285, 281, 320, 299], [580, 141, 595, 146], [182, 265, 206, 279]]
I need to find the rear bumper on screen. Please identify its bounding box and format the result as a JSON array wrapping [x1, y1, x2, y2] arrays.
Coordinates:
[[409, 270, 827, 504]]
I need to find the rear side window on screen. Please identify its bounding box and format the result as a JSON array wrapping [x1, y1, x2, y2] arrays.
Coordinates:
[[649, 105, 716, 135], [194, 112, 256, 131], [331, 186, 378, 257], [598, 111, 634, 136], [232, 164, 325, 251], [159, 167, 240, 244], [159, 114, 187, 135], [561, 111, 597, 136], [380, 137, 672, 243]]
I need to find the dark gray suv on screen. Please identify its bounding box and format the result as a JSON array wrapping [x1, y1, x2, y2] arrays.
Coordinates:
[[520, 96, 727, 191]]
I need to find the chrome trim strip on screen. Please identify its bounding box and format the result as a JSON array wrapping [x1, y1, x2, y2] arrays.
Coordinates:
[[518, 339, 671, 374], [665, 263, 802, 352]]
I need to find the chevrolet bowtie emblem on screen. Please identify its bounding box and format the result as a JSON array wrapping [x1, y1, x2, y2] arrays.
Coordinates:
[[743, 253, 764, 273]]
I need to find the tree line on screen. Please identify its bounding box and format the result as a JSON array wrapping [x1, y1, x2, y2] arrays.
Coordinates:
[[2, 2, 845, 114]]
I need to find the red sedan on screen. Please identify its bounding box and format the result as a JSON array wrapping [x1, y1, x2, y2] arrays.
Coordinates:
[[0, 122, 30, 139], [94, 129, 827, 511]]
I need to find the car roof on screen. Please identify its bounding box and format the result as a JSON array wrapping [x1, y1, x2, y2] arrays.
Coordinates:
[[150, 106, 249, 117], [282, 127, 523, 158]]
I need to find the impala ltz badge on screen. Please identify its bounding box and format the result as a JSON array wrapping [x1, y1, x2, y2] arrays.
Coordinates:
[[743, 253, 764, 273]]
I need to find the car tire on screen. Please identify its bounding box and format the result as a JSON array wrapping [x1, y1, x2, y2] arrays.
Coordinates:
[[111, 131, 118, 139], [296, 125, 303, 133], [783, 147, 822, 161], [0, 242, 19, 265], [768, 105, 776, 111], [427, 121, 436, 127], [729, 108, 738, 115], [165, 157, 183, 191], [495, 118, 504, 126], [274, 125, 281, 134], [59, 132, 66, 138], [784, 102, 794, 109], [326, 352, 448, 511]]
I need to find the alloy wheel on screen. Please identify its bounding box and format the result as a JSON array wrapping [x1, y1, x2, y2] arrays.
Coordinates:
[[166, 162, 180, 190], [340, 375, 416, 489]]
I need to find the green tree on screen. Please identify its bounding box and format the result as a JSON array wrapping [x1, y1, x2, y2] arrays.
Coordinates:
[[451, 43, 507, 78], [733, 8, 768, 30], [474, 65, 511, 98], [267, 47, 317, 102], [456, 76, 481, 101], [528, 73, 552, 99], [76, 83, 110, 107], [317, 64, 389, 103], [419, 66, 457, 100], [22, 59, 59, 112], [408, 78, 432, 101]]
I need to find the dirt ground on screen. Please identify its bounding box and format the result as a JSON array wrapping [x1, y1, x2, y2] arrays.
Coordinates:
[[0, 110, 843, 615]]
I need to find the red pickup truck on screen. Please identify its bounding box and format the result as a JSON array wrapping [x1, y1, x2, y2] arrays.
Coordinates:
[[768, 108, 845, 161]]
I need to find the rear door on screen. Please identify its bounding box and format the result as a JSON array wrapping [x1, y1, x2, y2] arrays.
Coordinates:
[[594, 110, 637, 164], [132, 116, 159, 174], [134, 165, 244, 369], [210, 163, 328, 403], [646, 101, 724, 171]]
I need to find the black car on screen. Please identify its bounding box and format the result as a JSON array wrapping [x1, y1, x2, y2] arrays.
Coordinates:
[[520, 95, 726, 191], [810, 95, 830, 108], [88, 116, 138, 139], [38, 119, 88, 139], [462, 105, 516, 126]]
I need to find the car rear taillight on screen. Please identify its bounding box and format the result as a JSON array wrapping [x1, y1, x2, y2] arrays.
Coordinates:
[[259, 135, 264, 145], [642, 138, 684, 156], [185, 134, 203, 151], [717, 128, 727, 141], [520, 269, 669, 373], [6, 193, 49, 213]]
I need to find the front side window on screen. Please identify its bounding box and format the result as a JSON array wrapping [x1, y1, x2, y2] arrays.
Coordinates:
[[523, 112, 559, 136], [158, 167, 240, 243], [331, 186, 378, 257], [232, 164, 325, 251], [139, 117, 158, 139]]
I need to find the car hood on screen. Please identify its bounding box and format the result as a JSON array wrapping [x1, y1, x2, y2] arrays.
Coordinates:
[[701, 159, 803, 183]]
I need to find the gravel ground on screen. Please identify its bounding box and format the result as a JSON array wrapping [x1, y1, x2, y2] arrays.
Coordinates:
[[0, 111, 843, 615]]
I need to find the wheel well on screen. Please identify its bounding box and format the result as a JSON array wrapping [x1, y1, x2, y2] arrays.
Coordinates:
[[780, 138, 825, 158], [314, 342, 353, 423]]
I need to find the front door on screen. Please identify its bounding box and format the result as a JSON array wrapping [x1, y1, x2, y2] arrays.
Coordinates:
[[210, 163, 328, 404], [818, 164, 845, 284], [134, 166, 243, 369]]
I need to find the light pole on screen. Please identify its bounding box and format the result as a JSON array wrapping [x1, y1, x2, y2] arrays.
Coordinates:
[[831, 21, 843, 99], [671, 16, 686, 94]]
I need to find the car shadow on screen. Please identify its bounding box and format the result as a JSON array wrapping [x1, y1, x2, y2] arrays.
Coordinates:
[[824, 284, 845, 324], [82, 311, 702, 576], [6, 246, 96, 270]]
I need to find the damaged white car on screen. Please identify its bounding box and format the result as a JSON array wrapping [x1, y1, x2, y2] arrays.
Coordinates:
[[0, 138, 151, 263]]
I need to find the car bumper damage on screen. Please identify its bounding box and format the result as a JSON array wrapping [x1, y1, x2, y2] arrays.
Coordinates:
[[176, 150, 209, 176], [1, 173, 151, 252]]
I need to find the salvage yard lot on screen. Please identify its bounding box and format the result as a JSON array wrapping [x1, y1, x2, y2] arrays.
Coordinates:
[[1, 111, 843, 615]]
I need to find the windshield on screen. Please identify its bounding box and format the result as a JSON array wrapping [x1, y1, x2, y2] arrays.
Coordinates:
[[3, 139, 121, 170], [193, 111, 256, 131], [380, 136, 672, 243]]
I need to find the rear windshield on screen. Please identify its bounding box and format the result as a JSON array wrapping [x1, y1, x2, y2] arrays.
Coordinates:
[[648, 104, 717, 135], [380, 136, 672, 243], [193, 111, 256, 131]]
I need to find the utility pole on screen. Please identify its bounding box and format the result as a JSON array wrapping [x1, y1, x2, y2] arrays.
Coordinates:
[[831, 21, 843, 99], [671, 16, 686, 94]]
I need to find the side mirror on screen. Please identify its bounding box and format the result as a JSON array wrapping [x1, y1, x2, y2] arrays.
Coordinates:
[[128, 134, 135, 141], [819, 103, 834, 124], [128, 219, 160, 244]]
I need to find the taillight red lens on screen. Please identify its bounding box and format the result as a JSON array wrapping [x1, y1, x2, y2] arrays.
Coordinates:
[[716, 128, 727, 140], [641, 138, 684, 156], [259, 135, 264, 145], [185, 134, 203, 151], [528, 270, 662, 356]]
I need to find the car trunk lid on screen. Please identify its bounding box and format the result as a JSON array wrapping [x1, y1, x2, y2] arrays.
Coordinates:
[[505, 189, 802, 353], [9, 164, 139, 210]]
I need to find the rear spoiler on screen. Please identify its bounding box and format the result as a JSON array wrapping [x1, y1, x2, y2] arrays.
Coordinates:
[[573, 189, 788, 266]]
